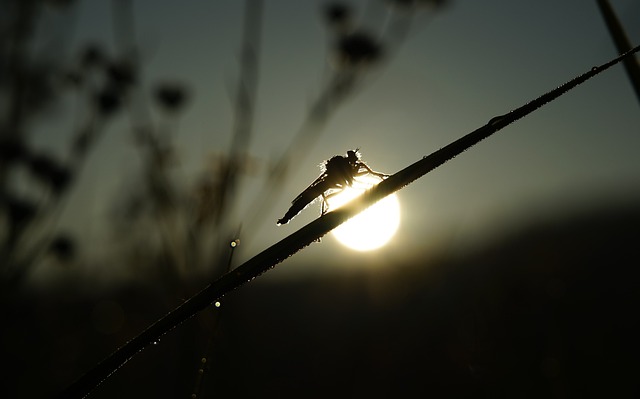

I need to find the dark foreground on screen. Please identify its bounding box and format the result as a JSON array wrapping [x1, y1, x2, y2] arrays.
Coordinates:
[[2, 198, 639, 398]]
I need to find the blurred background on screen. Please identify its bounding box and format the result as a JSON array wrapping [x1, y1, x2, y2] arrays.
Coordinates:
[[1, 0, 639, 397]]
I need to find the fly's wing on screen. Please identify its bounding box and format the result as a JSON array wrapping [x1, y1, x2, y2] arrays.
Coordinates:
[[277, 173, 328, 225], [292, 172, 327, 203]]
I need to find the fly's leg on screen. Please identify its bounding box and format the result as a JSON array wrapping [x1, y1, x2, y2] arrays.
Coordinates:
[[320, 188, 345, 216], [313, 188, 345, 243], [356, 163, 389, 180], [321, 195, 328, 216], [314, 194, 329, 243], [319, 193, 330, 216]]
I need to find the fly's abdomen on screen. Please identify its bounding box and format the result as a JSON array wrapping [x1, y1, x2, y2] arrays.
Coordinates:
[[276, 185, 325, 225]]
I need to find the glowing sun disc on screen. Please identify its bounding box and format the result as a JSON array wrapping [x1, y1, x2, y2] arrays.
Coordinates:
[[328, 176, 401, 251]]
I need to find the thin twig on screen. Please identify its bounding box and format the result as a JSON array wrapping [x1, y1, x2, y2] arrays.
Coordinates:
[[596, 0, 640, 104], [217, 0, 263, 227], [56, 44, 640, 399]]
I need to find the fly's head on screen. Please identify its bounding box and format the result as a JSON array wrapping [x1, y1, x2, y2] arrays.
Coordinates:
[[346, 148, 360, 165], [348, 149, 363, 176]]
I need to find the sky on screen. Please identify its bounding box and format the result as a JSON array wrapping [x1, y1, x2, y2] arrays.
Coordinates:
[[27, 0, 640, 280]]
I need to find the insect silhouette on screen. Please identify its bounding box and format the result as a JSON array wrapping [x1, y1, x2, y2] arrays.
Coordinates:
[[277, 149, 388, 225]]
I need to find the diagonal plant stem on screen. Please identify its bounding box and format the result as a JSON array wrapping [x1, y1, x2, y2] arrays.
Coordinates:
[[596, 0, 640, 104], [57, 44, 640, 399]]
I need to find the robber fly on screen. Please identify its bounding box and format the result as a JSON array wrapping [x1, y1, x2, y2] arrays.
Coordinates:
[[277, 149, 388, 225]]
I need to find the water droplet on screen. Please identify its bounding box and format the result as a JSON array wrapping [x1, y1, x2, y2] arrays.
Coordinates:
[[153, 341, 158, 345], [191, 394, 197, 399], [591, 66, 598, 71], [230, 239, 240, 248], [488, 114, 506, 127], [198, 368, 204, 374], [214, 301, 221, 308], [201, 357, 207, 364]]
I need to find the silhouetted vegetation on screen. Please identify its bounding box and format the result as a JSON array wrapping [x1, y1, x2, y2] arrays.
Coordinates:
[[1, 0, 638, 398]]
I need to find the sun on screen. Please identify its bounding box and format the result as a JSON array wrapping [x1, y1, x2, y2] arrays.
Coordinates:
[[327, 175, 401, 251]]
